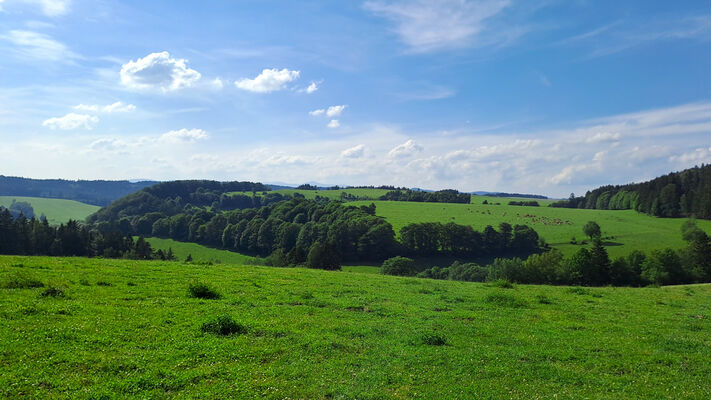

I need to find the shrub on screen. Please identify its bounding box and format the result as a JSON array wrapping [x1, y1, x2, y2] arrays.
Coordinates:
[[188, 281, 221, 299], [381, 256, 417, 276], [201, 315, 247, 336], [1, 273, 44, 289], [421, 332, 447, 346]]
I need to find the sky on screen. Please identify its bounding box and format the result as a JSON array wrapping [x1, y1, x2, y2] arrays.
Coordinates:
[[0, 0, 710, 197]]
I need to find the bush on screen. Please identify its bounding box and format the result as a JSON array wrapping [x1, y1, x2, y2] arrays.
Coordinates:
[[1, 273, 44, 289], [381, 256, 417, 276], [201, 315, 247, 336], [306, 241, 341, 271], [188, 281, 221, 299]]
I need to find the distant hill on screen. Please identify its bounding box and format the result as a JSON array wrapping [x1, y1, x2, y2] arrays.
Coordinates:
[[472, 192, 548, 199], [0, 196, 100, 225], [0, 176, 158, 206], [551, 164, 711, 219]]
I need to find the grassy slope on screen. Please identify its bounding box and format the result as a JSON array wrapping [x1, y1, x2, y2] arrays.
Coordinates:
[[1, 256, 710, 399], [351, 200, 711, 258], [0, 196, 100, 225], [143, 237, 258, 265]]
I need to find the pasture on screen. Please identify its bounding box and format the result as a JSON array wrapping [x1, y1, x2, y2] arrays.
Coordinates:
[[0, 196, 100, 225], [351, 200, 711, 258], [143, 237, 259, 265], [1, 255, 709, 399]]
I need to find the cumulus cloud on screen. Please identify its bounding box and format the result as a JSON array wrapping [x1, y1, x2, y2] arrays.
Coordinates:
[[120, 51, 201, 92], [669, 147, 711, 164], [326, 105, 346, 117], [364, 0, 511, 53], [341, 144, 366, 159], [327, 119, 340, 129], [2, 30, 78, 62], [388, 139, 423, 158], [159, 128, 208, 143], [75, 101, 136, 113], [235, 68, 300, 93], [42, 113, 98, 130], [305, 82, 319, 93]]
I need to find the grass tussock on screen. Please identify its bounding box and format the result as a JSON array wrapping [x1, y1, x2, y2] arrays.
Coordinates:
[[1, 272, 44, 289], [188, 281, 221, 299], [484, 293, 527, 308], [487, 279, 515, 289], [201, 315, 247, 336], [421, 333, 448, 346], [40, 285, 66, 298]]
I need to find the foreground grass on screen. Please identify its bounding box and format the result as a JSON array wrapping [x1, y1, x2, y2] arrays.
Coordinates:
[[352, 200, 711, 258], [0, 196, 100, 225], [1, 256, 710, 399]]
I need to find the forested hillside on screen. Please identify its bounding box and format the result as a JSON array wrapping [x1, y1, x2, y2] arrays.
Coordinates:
[[0, 176, 157, 206], [551, 164, 711, 219]]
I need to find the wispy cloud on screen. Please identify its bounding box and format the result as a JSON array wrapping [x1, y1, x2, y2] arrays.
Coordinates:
[[43, 113, 98, 130], [364, 0, 512, 53], [1, 30, 78, 62]]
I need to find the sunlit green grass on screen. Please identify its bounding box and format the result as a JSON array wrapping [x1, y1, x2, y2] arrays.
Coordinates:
[[1, 255, 710, 399], [350, 200, 711, 258], [228, 188, 395, 200], [142, 237, 259, 265], [0, 196, 100, 225]]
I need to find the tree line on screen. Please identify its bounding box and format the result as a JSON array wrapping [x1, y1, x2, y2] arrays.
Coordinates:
[[385, 219, 711, 286], [378, 189, 471, 203], [550, 164, 711, 219]]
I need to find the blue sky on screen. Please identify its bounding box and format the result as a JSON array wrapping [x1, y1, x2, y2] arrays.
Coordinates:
[[0, 0, 709, 197]]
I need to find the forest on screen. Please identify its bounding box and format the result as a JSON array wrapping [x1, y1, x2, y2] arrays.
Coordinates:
[[550, 164, 711, 219]]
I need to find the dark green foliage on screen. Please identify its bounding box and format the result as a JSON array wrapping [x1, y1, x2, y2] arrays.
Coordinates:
[[379, 189, 470, 203], [549, 164, 711, 219], [508, 201, 539, 207], [421, 333, 448, 346], [7, 200, 35, 219], [306, 241, 341, 270], [188, 281, 221, 299], [0, 272, 44, 289], [381, 256, 417, 276], [201, 315, 247, 336], [583, 221, 601, 240]]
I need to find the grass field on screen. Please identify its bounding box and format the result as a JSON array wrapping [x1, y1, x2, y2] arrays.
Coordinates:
[[142, 237, 259, 265], [228, 188, 395, 201], [351, 200, 711, 258], [0, 196, 100, 225], [1, 255, 710, 399]]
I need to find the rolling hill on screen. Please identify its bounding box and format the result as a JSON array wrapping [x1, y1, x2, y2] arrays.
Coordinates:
[[0, 196, 100, 225]]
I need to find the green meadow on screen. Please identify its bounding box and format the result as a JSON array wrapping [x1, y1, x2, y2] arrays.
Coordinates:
[[0, 196, 100, 225], [1, 255, 710, 399], [143, 237, 259, 265], [351, 200, 711, 258]]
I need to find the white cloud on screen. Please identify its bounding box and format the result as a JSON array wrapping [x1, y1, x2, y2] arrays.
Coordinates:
[[364, 0, 511, 53], [585, 132, 620, 143], [326, 105, 347, 117], [327, 119, 340, 129], [75, 101, 136, 113], [305, 82, 319, 93], [2, 30, 78, 62], [159, 128, 208, 143], [669, 147, 711, 164], [235, 68, 300, 93], [2, 0, 71, 17], [388, 139, 423, 158], [309, 109, 325, 116], [210, 78, 224, 90], [341, 144, 366, 159], [120, 51, 201, 92], [42, 113, 98, 130]]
